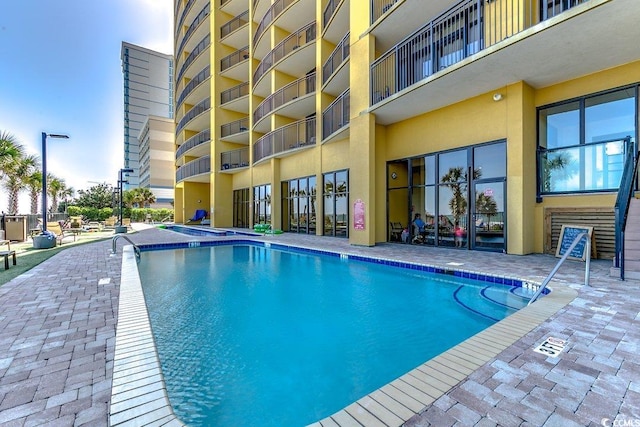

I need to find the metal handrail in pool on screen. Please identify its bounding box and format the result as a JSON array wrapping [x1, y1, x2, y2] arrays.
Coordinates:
[[528, 231, 591, 305], [111, 234, 141, 260]]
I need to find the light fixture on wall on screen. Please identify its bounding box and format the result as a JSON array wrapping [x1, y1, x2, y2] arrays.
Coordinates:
[[493, 93, 503, 102]]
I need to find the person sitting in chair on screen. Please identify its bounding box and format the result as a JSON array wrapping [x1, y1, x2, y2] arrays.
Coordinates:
[[412, 213, 426, 243]]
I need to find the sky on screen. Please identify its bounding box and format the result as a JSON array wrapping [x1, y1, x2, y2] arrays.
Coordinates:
[[0, 0, 173, 213]]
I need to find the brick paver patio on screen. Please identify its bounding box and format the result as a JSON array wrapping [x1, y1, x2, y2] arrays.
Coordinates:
[[0, 225, 638, 426]]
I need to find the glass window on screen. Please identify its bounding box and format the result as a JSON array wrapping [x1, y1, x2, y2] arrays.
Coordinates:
[[439, 149, 467, 184], [585, 89, 635, 143], [539, 101, 580, 149], [474, 142, 506, 180], [323, 170, 349, 237]]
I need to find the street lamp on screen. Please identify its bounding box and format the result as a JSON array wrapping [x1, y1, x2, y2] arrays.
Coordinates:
[[41, 132, 69, 232], [118, 168, 134, 229]]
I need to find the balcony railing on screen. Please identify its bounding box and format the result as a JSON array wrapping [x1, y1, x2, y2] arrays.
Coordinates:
[[254, 72, 316, 123], [176, 34, 210, 84], [370, 0, 589, 105], [221, 46, 250, 72], [254, 117, 316, 163], [221, 0, 231, 6], [323, 0, 341, 28], [254, 0, 298, 47], [176, 97, 211, 135], [322, 89, 349, 139], [221, 117, 250, 138], [176, 66, 210, 108], [371, 0, 399, 24], [176, 0, 197, 37], [221, 147, 250, 170], [221, 82, 249, 104], [254, 22, 316, 85], [177, 3, 210, 57], [176, 155, 211, 182], [221, 10, 249, 39], [176, 129, 211, 159], [322, 32, 349, 85]]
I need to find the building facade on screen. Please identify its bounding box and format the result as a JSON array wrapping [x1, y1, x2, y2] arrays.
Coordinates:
[[173, 0, 640, 256], [121, 42, 174, 189], [138, 115, 176, 208]]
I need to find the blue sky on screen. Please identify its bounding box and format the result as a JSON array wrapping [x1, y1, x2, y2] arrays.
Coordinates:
[[0, 0, 173, 213]]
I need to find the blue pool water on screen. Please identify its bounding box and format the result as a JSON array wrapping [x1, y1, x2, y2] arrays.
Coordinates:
[[164, 224, 236, 237], [138, 244, 532, 426]]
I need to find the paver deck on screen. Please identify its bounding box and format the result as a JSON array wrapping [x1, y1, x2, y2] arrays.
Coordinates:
[[0, 224, 638, 426]]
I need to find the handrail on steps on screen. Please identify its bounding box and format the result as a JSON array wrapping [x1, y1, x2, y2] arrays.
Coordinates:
[[528, 231, 591, 305], [111, 234, 141, 260]]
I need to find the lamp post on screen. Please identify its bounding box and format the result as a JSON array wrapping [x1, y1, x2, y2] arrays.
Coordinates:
[[118, 168, 134, 232], [41, 132, 69, 232]]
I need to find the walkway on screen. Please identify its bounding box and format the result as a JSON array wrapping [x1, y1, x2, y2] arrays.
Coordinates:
[[0, 226, 638, 426]]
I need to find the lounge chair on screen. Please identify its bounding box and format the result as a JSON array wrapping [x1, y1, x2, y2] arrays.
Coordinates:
[[188, 209, 208, 224]]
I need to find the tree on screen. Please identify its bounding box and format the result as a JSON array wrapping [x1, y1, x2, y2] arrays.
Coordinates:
[[123, 187, 157, 208], [74, 183, 116, 209], [475, 192, 498, 231], [46, 175, 67, 213], [0, 131, 25, 181], [542, 152, 572, 192], [26, 170, 43, 215], [1, 154, 38, 214]]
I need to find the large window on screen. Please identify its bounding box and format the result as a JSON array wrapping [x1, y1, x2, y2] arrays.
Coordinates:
[[233, 188, 250, 228], [282, 176, 317, 234], [323, 170, 349, 237], [253, 184, 271, 224], [538, 85, 637, 194]]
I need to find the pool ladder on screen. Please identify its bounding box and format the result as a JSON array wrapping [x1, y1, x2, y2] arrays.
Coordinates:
[[111, 235, 141, 260], [528, 231, 591, 305]]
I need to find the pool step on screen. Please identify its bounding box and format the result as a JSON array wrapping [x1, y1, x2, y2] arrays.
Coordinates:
[[452, 284, 531, 322]]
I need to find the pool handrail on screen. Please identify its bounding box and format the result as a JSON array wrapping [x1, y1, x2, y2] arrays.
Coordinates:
[[112, 234, 141, 260], [528, 231, 590, 305]]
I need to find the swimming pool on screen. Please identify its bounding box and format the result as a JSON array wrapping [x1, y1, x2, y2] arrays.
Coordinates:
[[164, 224, 236, 237], [136, 242, 536, 426]]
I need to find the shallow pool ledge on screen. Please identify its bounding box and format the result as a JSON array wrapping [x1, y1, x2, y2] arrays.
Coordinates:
[[109, 246, 185, 427], [307, 283, 578, 427]]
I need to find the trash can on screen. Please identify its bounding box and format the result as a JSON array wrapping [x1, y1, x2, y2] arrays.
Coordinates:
[[5, 215, 27, 242]]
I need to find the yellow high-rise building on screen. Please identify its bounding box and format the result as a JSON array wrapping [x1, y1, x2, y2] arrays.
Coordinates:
[[173, 0, 640, 256]]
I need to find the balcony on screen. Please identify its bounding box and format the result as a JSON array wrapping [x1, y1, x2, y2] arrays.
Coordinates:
[[253, 72, 316, 132], [368, 0, 640, 125], [176, 34, 210, 84], [254, 117, 316, 163], [322, 89, 349, 142], [221, 10, 249, 49], [221, 82, 250, 113], [220, 46, 250, 81], [176, 66, 210, 109], [221, 147, 250, 172], [176, 155, 211, 183], [322, 32, 349, 96], [176, 129, 211, 161], [221, 117, 250, 144], [176, 98, 211, 136], [322, 0, 349, 44], [221, 0, 246, 18], [177, 3, 210, 59], [175, 0, 197, 38], [253, 0, 314, 58], [253, 22, 316, 97]]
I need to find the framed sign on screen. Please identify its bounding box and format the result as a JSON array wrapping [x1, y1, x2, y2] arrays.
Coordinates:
[[354, 199, 365, 230], [555, 224, 595, 261]]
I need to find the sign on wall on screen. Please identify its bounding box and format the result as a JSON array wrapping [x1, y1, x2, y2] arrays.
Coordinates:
[[555, 224, 595, 261], [354, 199, 365, 230]]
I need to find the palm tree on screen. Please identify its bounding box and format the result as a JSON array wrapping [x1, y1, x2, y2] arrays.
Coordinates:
[[58, 186, 75, 213], [131, 187, 156, 207], [0, 131, 25, 181], [441, 166, 482, 227], [475, 192, 498, 231], [47, 176, 66, 213], [26, 170, 43, 215], [1, 154, 38, 214], [542, 152, 572, 192]]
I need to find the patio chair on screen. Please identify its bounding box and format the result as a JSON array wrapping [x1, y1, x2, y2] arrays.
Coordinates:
[[187, 209, 207, 224]]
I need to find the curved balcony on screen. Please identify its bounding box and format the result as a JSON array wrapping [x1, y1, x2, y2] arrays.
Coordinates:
[[177, 3, 210, 60], [221, 0, 247, 17], [221, 147, 250, 172], [175, 0, 197, 37], [322, 32, 349, 96], [253, 72, 316, 133], [176, 97, 211, 136], [220, 46, 249, 81], [221, 82, 249, 113], [322, 0, 349, 44], [221, 117, 250, 144], [322, 89, 349, 142], [253, 117, 316, 164], [176, 129, 211, 160], [253, 0, 314, 58], [176, 155, 211, 183], [176, 34, 210, 84], [221, 10, 249, 50], [253, 22, 316, 97], [176, 66, 210, 109], [253, 0, 270, 28]]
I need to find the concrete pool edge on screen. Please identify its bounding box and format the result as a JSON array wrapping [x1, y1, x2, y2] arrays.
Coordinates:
[[109, 242, 578, 426]]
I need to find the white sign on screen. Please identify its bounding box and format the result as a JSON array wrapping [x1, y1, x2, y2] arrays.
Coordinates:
[[533, 337, 566, 358]]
